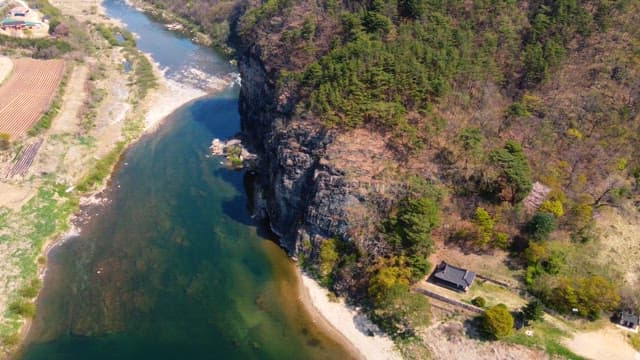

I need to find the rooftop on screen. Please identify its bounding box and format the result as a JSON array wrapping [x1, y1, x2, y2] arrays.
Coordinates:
[[620, 311, 639, 328], [432, 261, 476, 291], [1, 19, 25, 25], [9, 6, 29, 15]]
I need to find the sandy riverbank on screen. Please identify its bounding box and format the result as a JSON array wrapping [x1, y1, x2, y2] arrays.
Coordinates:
[[298, 273, 402, 360], [144, 77, 207, 131]]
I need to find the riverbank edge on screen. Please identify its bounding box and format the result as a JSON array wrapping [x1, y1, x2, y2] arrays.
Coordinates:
[[12, 63, 209, 359], [297, 272, 402, 360], [9, 7, 218, 359], [119, 2, 405, 360], [124, 0, 232, 55]]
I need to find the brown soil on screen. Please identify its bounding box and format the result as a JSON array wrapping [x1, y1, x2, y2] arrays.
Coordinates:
[[0, 58, 65, 138]]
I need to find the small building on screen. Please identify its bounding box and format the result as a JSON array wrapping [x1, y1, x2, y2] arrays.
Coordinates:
[[431, 261, 476, 292], [8, 6, 29, 17], [0, 19, 39, 31], [618, 311, 639, 331], [1, 19, 26, 30]]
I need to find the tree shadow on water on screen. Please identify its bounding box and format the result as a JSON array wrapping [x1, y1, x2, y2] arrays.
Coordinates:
[[189, 95, 241, 139], [215, 167, 278, 242]]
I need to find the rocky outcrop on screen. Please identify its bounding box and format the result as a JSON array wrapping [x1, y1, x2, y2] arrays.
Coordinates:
[[238, 49, 357, 255]]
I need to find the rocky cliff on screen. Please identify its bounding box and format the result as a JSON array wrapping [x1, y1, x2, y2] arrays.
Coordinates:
[[239, 49, 352, 256], [234, 1, 390, 265]]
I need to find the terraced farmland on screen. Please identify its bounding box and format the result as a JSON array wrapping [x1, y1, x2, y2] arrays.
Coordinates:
[[0, 58, 65, 138]]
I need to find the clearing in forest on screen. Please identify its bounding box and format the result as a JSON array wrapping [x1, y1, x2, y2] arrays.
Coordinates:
[[0, 58, 65, 138]]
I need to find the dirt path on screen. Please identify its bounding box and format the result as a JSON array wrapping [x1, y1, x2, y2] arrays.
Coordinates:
[[49, 64, 88, 135], [0, 182, 33, 210], [564, 326, 640, 360]]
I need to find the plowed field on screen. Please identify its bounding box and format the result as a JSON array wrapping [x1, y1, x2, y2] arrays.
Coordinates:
[[0, 58, 65, 138]]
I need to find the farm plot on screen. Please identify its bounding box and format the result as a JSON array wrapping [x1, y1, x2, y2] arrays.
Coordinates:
[[5, 138, 44, 178], [0, 58, 65, 138]]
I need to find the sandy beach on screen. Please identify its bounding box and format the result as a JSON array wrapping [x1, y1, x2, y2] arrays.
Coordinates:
[[144, 77, 207, 131], [299, 273, 402, 360]]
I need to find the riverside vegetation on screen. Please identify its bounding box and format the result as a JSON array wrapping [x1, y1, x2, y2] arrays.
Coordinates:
[[0, 0, 157, 353], [145, 0, 640, 355]]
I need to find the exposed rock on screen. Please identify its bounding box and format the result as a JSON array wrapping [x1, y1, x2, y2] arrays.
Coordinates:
[[522, 182, 551, 214], [210, 137, 256, 169], [238, 45, 402, 263]]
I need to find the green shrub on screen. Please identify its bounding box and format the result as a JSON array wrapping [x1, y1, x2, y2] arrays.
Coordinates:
[[546, 275, 619, 319], [368, 257, 412, 305], [456, 127, 483, 161], [493, 232, 510, 249], [319, 238, 339, 281], [488, 141, 532, 204], [506, 102, 531, 118], [398, 0, 426, 19], [539, 199, 564, 218], [76, 141, 125, 192], [385, 195, 440, 280], [482, 304, 514, 339], [522, 299, 544, 323], [473, 207, 494, 246], [0, 133, 10, 150], [18, 278, 42, 299], [9, 299, 36, 318], [1, 332, 20, 347], [629, 333, 640, 351], [373, 283, 430, 339], [526, 212, 556, 241], [472, 296, 486, 308]]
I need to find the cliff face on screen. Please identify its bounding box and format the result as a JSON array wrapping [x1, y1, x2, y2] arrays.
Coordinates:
[[238, 50, 351, 255], [234, 0, 380, 261]]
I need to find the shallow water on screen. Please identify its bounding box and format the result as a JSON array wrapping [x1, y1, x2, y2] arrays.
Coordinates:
[[104, 0, 235, 91], [18, 1, 352, 359]]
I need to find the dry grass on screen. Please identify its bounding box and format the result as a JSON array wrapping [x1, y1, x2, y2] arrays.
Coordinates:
[[563, 326, 640, 360], [422, 319, 548, 360], [48, 0, 109, 23], [593, 206, 640, 287]]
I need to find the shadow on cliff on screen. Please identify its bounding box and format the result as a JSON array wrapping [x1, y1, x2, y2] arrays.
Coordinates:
[[214, 167, 278, 242]]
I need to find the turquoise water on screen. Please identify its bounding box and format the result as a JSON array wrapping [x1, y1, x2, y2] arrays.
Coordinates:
[[17, 1, 352, 359]]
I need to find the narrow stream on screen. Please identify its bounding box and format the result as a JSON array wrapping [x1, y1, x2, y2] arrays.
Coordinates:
[[18, 1, 352, 359]]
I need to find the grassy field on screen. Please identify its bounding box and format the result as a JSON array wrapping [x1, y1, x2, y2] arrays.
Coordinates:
[[0, 183, 78, 344]]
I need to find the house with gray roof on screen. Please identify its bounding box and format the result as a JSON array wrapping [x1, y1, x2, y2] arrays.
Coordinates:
[[431, 261, 476, 292], [618, 311, 639, 331]]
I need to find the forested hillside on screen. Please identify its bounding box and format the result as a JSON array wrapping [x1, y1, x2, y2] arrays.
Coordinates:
[[143, 0, 640, 353]]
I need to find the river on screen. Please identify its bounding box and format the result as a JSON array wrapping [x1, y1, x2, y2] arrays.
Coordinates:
[[17, 1, 352, 359]]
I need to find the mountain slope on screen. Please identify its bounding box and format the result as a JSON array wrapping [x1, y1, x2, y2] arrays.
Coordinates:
[[142, 0, 640, 352]]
